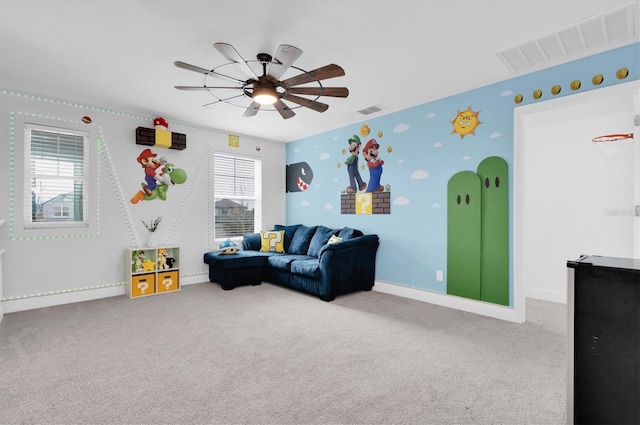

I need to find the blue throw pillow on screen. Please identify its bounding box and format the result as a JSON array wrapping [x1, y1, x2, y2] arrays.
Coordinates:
[[274, 224, 300, 253], [288, 225, 317, 255], [307, 226, 339, 257]]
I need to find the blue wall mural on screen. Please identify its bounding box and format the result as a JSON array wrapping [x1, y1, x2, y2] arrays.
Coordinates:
[[286, 43, 639, 306]]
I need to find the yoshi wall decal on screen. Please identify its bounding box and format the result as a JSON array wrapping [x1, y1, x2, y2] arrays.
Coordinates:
[[130, 148, 188, 204], [446, 156, 509, 306]]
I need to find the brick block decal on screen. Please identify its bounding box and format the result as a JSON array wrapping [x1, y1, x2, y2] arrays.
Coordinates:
[[341, 191, 390, 214], [136, 127, 186, 150]]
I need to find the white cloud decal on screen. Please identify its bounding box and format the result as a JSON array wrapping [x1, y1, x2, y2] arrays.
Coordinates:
[[501, 90, 513, 96], [293, 147, 301, 153], [394, 196, 410, 206], [301, 200, 310, 206], [320, 152, 330, 160], [411, 170, 429, 180], [432, 203, 442, 208], [393, 123, 409, 133], [433, 142, 443, 148], [427, 112, 436, 118], [489, 132, 502, 138], [462, 156, 471, 161], [324, 203, 333, 210]]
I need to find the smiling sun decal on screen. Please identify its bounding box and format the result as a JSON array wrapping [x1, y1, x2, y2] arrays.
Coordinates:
[[451, 107, 481, 139]]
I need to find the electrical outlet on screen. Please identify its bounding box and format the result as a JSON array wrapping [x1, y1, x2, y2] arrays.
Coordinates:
[[436, 270, 444, 281]]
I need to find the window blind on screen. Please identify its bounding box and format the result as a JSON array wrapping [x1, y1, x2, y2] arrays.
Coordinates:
[[213, 154, 257, 238], [26, 126, 88, 225]]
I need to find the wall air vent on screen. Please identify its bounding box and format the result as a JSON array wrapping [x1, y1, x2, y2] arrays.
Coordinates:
[[357, 105, 383, 115], [496, 2, 639, 73]]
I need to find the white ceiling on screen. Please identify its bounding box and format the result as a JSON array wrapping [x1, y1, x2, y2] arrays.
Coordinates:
[[1, 0, 637, 143]]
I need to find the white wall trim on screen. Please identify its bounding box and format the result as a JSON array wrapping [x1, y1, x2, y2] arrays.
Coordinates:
[[373, 280, 525, 323], [525, 287, 567, 304], [2, 274, 207, 314]]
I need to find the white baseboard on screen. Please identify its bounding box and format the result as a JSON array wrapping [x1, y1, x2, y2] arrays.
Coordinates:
[[373, 280, 525, 323], [2, 274, 208, 315], [525, 287, 567, 304]]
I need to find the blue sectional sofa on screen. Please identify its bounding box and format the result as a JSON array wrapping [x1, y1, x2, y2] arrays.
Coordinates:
[[203, 224, 380, 301]]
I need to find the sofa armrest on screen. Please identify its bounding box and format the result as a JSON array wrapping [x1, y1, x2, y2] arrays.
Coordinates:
[[242, 232, 261, 251], [317, 234, 380, 299]]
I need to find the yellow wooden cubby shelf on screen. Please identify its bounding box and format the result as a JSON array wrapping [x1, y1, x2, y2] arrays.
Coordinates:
[[126, 246, 180, 298]]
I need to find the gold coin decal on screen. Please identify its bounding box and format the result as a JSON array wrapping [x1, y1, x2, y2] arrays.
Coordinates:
[[378, 131, 383, 137], [570, 80, 581, 91], [551, 85, 561, 95], [360, 124, 370, 137], [592, 74, 604, 85], [341, 149, 346, 155], [514, 94, 523, 104], [616, 68, 629, 80], [387, 145, 393, 153], [532, 89, 542, 99], [337, 163, 342, 169]]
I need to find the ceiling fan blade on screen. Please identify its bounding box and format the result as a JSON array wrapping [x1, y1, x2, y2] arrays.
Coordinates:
[[202, 93, 246, 107], [282, 94, 329, 113], [268, 44, 303, 80], [175, 86, 243, 91], [174, 61, 245, 84], [243, 102, 261, 117], [281, 64, 345, 88], [214, 42, 259, 80], [286, 87, 349, 98], [273, 99, 295, 119]]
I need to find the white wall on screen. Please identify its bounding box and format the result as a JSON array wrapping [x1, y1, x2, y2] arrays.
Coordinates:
[[0, 89, 286, 312], [516, 82, 639, 304]]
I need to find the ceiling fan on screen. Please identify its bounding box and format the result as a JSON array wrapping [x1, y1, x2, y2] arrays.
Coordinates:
[[174, 43, 349, 119]]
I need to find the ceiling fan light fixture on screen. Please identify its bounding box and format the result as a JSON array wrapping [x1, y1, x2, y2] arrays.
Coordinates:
[[253, 86, 278, 105]]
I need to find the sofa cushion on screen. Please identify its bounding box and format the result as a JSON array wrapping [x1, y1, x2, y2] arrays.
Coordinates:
[[307, 225, 339, 257], [288, 225, 317, 255], [274, 224, 300, 253], [259, 230, 285, 253], [267, 254, 313, 271], [338, 227, 363, 240], [290, 259, 321, 279], [203, 250, 269, 270]]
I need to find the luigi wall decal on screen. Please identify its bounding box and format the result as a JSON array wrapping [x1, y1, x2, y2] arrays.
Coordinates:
[[340, 124, 391, 215], [447, 156, 508, 305], [344, 135, 366, 193]]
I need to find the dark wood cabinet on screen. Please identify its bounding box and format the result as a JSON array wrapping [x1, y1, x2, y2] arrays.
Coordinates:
[[567, 255, 640, 424]]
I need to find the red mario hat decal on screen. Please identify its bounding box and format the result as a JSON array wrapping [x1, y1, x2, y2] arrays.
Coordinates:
[[153, 117, 168, 129]]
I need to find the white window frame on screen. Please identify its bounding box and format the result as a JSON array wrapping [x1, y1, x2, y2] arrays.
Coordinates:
[[24, 123, 90, 229], [213, 153, 262, 241]]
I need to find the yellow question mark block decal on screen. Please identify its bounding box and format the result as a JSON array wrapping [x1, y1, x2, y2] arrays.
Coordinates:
[[260, 230, 285, 252], [356, 193, 373, 215]]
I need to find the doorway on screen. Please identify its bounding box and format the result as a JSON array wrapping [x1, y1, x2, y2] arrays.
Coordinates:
[[515, 81, 640, 312]]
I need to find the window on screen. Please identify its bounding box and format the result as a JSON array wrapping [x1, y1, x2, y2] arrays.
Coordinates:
[[25, 124, 89, 227], [213, 154, 261, 239]]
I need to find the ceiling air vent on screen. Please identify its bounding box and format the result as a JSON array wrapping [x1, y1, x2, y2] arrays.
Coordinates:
[[496, 2, 639, 73], [357, 105, 383, 115]]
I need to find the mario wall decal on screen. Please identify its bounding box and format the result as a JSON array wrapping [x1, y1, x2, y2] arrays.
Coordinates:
[[130, 147, 187, 204], [340, 124, 391, 214], [363, 138, 384, 193]]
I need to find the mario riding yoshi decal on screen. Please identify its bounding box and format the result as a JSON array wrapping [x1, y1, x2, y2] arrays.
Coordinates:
[[130, 147, 187, 204]]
